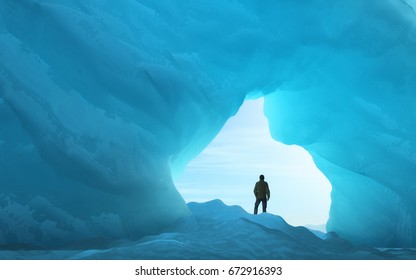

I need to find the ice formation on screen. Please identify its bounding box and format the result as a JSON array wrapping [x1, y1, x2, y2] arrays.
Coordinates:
[[2, 200, 405, 260], [1, 0, 416, 249]]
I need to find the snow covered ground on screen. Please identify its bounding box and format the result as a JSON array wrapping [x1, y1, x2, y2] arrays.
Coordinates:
[[1, 200, 415, 260]]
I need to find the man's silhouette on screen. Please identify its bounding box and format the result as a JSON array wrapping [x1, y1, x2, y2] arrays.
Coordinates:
[[253, 174, 270, 214]]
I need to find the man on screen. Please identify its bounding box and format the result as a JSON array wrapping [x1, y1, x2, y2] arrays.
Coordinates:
[[253, 174, 270, 214]]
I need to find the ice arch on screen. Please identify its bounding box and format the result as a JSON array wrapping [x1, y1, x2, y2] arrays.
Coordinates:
[[1, 0, 416, 247]]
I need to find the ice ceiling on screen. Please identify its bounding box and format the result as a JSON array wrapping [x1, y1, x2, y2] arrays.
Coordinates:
[[1, 0, 416, 248]]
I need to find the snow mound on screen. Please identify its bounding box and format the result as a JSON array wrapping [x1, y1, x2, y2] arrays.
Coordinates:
[[1, 200, 413, 260]]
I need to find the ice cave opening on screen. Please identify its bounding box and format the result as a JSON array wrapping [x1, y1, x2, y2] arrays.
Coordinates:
[[3, 0, 416, 251], [174, 98, 331, 229]]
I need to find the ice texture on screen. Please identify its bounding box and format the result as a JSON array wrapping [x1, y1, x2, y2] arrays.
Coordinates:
[[2, 200, 405, 260], [1, 0, 416, 249]]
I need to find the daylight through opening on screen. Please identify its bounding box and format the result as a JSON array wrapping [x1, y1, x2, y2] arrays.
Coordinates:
[[174, 98, 331, 228]]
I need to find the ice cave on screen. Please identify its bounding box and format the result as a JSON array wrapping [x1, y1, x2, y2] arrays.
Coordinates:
[[1, 0, 416, 259]]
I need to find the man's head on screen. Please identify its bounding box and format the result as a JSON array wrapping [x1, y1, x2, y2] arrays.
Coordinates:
[[259, 174, 265, 180]]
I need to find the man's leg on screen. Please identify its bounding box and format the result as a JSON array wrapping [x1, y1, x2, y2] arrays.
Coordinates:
[[254, 199, 261, 214], [262, 198, 267, 213]]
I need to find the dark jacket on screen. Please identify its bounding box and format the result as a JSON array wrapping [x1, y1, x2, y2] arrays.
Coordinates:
[[254, 180, 270, 200]]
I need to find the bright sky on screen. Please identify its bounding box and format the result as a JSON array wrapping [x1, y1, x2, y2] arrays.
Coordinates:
[[174, 98, 331, 227]]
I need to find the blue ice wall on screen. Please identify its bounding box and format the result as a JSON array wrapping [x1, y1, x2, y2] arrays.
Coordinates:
[[262, 1, 416, 247], [1, 0, 416, 247]]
